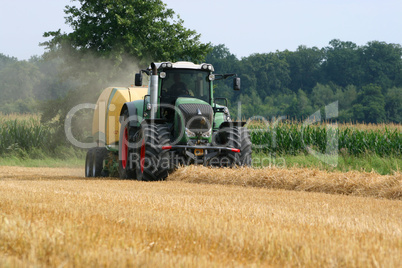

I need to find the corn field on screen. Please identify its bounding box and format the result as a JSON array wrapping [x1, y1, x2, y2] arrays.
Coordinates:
[[249, 123, 401, 157], [0, 118, 52, 154]]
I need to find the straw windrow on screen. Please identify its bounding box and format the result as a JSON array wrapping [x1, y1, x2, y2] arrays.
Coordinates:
[[168, 166, 402, 200]]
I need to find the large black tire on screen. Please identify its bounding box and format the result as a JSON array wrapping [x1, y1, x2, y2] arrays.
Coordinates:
[[134, 124, 171, 181], [85, 149, 94, 177], [118, 110, 137, 179], [239, 127, 252, 166], [221, 127, 252, 167], [92, 147, 108, 177], [85, 147, 108, 177]]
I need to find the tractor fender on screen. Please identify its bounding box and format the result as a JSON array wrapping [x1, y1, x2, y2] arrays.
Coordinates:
[[120, 102, 140, 128]]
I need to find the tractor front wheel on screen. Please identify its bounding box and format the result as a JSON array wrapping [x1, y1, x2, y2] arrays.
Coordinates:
[[221, 127, 252, 167], [134, 124, 171, 181]]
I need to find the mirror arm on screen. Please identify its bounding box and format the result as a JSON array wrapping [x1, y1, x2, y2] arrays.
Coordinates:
[[214, 73, 237, 81], [141, 69, 150, 76], [223, 73, 236, 79]]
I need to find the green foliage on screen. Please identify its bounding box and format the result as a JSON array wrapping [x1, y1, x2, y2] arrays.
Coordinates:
[[385, 87, 402, 123], [352, 84, 386, 123], [0, 152, 85, 167], [361, 41, 402, 89], [42, 0, 211, 64], [0, 53, 18, 70], [0, 117, 52, 155], [240, 52, 290, 98], [0, 117, 85, 160], [279, 45, 324, 93], [322, 40, 363, 87], [0, 60, 42, 114], [338, 127, 401, 157]]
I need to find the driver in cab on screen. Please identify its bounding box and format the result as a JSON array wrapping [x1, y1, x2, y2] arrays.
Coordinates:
[[170, 73, 189, 96], [161, 73, 190, 120]]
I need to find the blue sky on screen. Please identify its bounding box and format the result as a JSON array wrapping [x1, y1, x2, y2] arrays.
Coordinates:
[[1, 0, 401, 60]]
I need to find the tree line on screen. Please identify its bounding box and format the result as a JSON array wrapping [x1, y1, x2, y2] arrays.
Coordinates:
[[0, 0, 401, 125], [208, 41, 402, 123]]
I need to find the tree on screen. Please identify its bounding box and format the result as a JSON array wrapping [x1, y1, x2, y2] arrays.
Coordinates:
[[0, 53, 18, 71], [297, 89, 314, 119], [42, 0, 211, 64], [361, 41, 402, 89], [384, 87, 402, 123], [0, 61, 41, 102], [322, 39, 363, 87], [352, 84, 386, 123], [0, 61, 42, 113], [284, 94, 299, 119], [279, 46, 324, 93], [339, 85, 357, 111], [284, 90, 314, 120], [206, 44, 239, 71], [38, 0, 212, 144], [311, 83, 335, 109], [241, 53, 290, 99]]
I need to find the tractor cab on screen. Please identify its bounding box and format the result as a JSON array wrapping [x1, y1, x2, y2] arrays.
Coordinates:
[[160, 69, 211, 105]]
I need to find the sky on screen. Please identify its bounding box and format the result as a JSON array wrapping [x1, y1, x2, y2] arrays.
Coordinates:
[[1, 0, 402, 60]]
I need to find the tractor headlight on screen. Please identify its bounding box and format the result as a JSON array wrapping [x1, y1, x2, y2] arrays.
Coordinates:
[[160, 62, 172, 69], [201, 64, 214, 72], [202, 128, 212, 138], [185, 128, 196, 137]]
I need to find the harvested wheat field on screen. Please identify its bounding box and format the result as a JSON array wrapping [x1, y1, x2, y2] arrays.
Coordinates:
[[0, 166, 401, 267]]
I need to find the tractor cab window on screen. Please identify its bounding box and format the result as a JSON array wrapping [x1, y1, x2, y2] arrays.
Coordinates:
[[161, 69, 211, 103]]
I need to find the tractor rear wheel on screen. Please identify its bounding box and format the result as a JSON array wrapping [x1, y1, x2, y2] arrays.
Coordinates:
[[134, 124, 171, 181], [118, 111, 137, 179]]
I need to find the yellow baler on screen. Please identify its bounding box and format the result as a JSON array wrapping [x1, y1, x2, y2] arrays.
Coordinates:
[[92, 86, 148, 148]]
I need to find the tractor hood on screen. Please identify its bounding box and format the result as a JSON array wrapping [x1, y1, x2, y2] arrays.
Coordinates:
[[175, 97, 210, 106]]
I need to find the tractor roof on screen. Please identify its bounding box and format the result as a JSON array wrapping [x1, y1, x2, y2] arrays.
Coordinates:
[[148, 61, 214, 71]]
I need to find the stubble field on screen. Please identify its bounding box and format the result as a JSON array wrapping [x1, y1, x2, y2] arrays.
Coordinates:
[[0, 166, 401, 267]]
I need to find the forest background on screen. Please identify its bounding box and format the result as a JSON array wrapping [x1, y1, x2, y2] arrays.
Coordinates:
[[1, 40, 401, 123]]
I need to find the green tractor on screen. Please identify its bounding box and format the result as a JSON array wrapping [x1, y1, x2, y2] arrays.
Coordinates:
[[86, 61, 251, 180]]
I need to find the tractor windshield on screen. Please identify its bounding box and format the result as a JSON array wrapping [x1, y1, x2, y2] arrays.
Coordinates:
[[161, 69, 211, 103]]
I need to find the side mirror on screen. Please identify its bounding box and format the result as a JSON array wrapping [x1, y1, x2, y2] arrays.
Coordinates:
[[135, 73, 142, 86], [233, 77, 241, 91]]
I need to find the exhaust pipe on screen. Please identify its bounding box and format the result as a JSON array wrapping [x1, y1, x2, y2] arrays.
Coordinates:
[[150, 62, 158, 120]]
